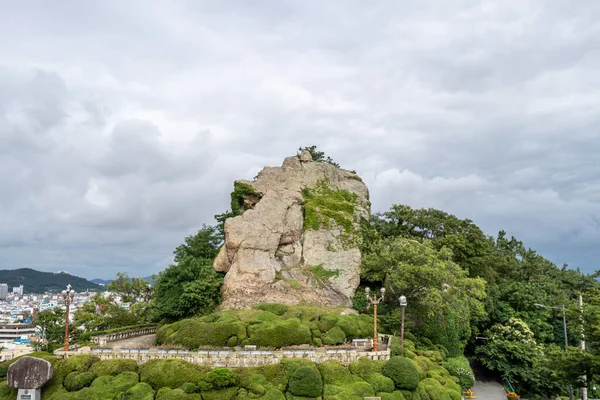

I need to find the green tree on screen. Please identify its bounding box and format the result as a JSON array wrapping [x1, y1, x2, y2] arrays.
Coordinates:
[[298, 145, 340, 167], [152, 226, 224, 321], [362, 237, 486, 355], [35, 308, 65, 350], [107, 273, 150, 304]]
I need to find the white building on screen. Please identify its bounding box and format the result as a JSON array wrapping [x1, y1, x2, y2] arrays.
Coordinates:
[[12, 285, 24, 296], [0, 283, 8, 300]]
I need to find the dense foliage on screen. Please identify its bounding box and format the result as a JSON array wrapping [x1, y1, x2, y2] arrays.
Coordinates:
[[156, 304, 373, 349], [0, 268, 102, 293], [151, 225, 224, 321], [0, 350, 463, 400], [363, 203, 600, 398]]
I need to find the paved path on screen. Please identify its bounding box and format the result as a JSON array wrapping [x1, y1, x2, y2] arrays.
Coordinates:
[[106, 334, 157, 348], [471, 379, 507, 400]]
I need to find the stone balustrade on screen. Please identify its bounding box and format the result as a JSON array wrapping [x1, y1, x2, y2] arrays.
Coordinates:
[[56, 347, 391, 368], [91, 326, 156, 346]]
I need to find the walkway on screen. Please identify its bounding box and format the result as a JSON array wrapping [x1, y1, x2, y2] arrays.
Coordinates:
[[106, 334, 157, 348], [471, 379, 507, 400]]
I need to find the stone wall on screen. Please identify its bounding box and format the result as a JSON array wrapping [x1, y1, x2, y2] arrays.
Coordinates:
[[56, 347, 391, 368], [91, 326, 156, 346]]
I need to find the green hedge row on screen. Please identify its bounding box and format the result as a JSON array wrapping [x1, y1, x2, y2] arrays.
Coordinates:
[[0, 347, 463, 400], [156, 304, 374, 349]]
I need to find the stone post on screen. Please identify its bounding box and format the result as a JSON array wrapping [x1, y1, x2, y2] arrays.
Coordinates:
[[7, 356, 53, 400]]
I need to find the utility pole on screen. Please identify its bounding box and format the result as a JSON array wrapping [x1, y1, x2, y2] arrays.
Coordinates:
[[580, 295, 588, 400]]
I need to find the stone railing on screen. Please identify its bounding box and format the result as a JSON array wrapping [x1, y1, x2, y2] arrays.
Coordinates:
[[91, 326, 156, 346], [55, 347, 391, 368]]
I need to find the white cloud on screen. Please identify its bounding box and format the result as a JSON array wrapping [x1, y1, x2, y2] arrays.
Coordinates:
[[0, 0, 599, 278]]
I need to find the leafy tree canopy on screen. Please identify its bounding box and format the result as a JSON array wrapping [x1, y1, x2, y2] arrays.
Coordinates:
[[152, 225, 224, 321]]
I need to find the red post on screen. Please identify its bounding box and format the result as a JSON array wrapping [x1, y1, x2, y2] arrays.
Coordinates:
[[64, 293, 70, 352], [373, 303, 378, 352], [401, 306, 406, 353]]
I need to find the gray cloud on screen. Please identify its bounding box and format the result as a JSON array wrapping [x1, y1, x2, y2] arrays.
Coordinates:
[[1, 0, 599, 279]]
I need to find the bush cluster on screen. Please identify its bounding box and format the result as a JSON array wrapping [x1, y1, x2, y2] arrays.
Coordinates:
[[443, 356, 475, 389], [0, 349, 467, 400], [156, 305, 374, 349]]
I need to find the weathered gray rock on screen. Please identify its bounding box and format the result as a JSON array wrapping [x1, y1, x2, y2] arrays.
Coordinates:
[[215, 153, 370, 309], [7, 356, 53, 389]]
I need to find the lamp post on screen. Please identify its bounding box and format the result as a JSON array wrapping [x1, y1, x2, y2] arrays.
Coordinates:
[[366, 287, 385, 352], [535, 303, 572, 400], [399, 295, 407, 352], [63, 284, 75, 352]]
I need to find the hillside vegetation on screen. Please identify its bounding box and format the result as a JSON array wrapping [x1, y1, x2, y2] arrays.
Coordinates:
[[0, 268, 102, 293]]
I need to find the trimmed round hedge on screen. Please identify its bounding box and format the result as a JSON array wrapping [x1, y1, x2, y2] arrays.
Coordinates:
[[64, 371, 95, 392], [382, 357, 420, 391], [139, 359, 209, 390], [287, 366, 323, 397], [90, 359, 139, 377], [206, 368, 237, 388]]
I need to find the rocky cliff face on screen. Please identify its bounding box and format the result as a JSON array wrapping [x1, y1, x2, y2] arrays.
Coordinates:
[[214, 150, 370, 309]]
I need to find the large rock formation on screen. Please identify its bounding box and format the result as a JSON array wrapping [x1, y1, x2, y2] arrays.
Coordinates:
[[214, 150, 370, 309]]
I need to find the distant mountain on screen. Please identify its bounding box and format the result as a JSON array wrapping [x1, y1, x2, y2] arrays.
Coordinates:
[[90, 278, 111, 286], [0, 268, 103, 294]]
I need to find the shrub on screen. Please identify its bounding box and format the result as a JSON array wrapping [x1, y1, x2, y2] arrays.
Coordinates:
[[379, 391, 407, 400], [369, 372, 395, 393], [139, 359, 209, 389], [64, 371, 95, 391], [258, 363, 287, 390], [337, 314, 373, 340], [316, 314, 338, 332], [155, 388, 188, 399], [167, 320, 247, 348], [253, 303, 289, 316], [382, 357, 419, 390], [322, 326, 346, 345], [348, 356, 386, 380], [248, 319, 312, 348], [73, 371, 139, 399], [54, 354, 99, 379], [0, 381, 17, 399], [91, 359, 139, 376], [237, 370, 268, 395], [206, 368, 237, 388], [180, 382, 197, 393], [247, 311, 283, 325], [0, 364, 7, 378], [287, 366, 323, 397], [317, 360, 355, 385], [156, 387, 172, 399], [122, 382, 155, 400], [201, 387, 238, 400], [443, 357, 474, 389]]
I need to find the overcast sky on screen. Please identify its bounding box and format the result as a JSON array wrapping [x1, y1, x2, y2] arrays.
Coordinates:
[[1, 1, 599, 279]]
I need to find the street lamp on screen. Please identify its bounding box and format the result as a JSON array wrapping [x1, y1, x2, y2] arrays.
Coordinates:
[[399, 295, 407, 352], [535, 303, 572, 400], [366, 287, 385, 352], [63, 284, 75, 352]]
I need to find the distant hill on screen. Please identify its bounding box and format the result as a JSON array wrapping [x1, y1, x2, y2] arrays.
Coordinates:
[[0, 268, 103, 294], [90, 278, 111, 286]]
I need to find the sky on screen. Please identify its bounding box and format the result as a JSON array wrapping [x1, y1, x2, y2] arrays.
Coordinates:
[[1, 1, 599, 279]]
